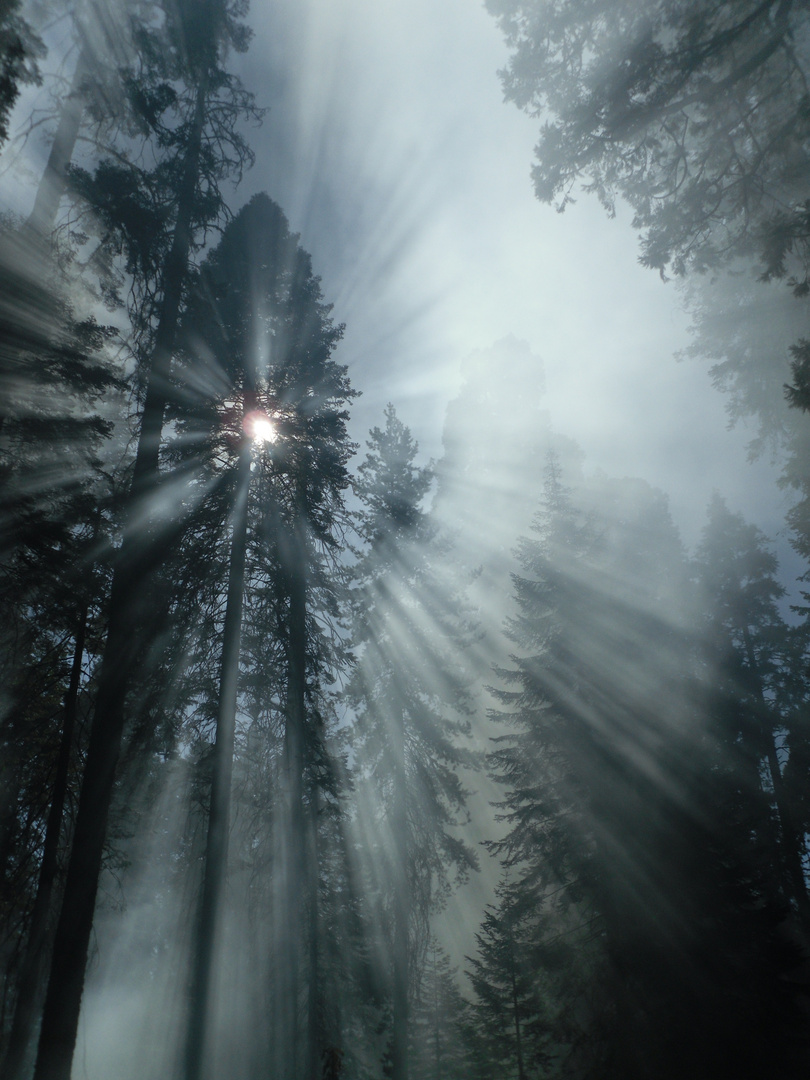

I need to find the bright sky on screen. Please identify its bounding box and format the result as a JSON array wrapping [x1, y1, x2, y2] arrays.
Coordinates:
[[234, 0, 791, 556], [2, 0, 794, 555]]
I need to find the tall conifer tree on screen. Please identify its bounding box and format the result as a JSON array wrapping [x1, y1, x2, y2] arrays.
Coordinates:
[[349, 406, 477, 1080], [488, 457, 807, 1078], [168, 192, 356, 1080], [30, 5, 260, 1077], [694, 494, 808, 916]]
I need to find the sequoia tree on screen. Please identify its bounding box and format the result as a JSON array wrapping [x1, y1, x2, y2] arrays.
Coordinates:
[[169, 192, 356, 1080]]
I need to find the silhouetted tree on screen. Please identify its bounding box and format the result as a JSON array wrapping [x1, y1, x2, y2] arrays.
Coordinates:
[[488, 0, 810, 289], [466, 881, 547, 1080], [30, 5, 260, 1077], [694, 495, 808, 912], [0, 0, 41, 149], [166, 192, 357, 1080], [487, 455, 808, 1078], [348, 406, 478, 1080], [0, 222, 121, 1068], [409, 940, 469, 1080]]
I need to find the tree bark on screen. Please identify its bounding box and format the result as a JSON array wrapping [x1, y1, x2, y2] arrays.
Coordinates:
[[183, 436, 251, 1080], [280, 492, 307, 1080], [391, 709, 409, 1080], [742, 624, 809, 915], [306, 782, 321, 1080], [31, 72, 210, 1080], [2, 603, 88, 1080]]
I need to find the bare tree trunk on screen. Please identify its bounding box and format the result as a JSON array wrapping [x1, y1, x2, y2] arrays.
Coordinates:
[[281, 494, 307, 1080], [507, 920, 526, 1080], [742, 624, 809, 916], [31, 72, 210, 1080], [183, 435, 251, 1080], [432, 945, 441, 1080], [306, 782, 321, 1080], [25, 51, 86, 239], [2, 604, 88, 1080], [391, 712, 409, 1080]]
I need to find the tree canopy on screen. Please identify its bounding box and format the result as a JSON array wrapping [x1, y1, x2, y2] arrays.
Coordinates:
[[488, 0, 810, 286]]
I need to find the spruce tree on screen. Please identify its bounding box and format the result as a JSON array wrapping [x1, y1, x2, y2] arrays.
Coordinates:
[[409, 940, 470, 1080], [466, 881, 546, 1080]]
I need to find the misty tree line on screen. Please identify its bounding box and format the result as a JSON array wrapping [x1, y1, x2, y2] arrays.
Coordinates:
[[0, 2, 809, 1080]]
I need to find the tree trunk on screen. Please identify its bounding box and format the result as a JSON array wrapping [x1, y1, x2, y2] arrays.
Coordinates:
[[0, 733, 23, 901], [131, 71, 209, 497], [508, 922, 526, 1080], [2, 604, 88, 1080], [432, 947, 441, 1079], [391, 710, 409, 1080], [742, 624, 809, 915], [280, 493, 307, 1080], [25, 50, 86, 239], [31, 72, 210, 1080], [183, 436, 251, 1080], [306, 782, 321, 1080]]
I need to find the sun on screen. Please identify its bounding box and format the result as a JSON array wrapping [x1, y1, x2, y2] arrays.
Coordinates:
[[244, 409, 276, 444]]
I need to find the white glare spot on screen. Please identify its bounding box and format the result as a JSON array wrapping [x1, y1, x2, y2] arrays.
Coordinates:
[[246, 411, 276, 444]]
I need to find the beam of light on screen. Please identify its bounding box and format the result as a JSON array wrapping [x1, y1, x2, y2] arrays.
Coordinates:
[[4, 5, 800, 1076]]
